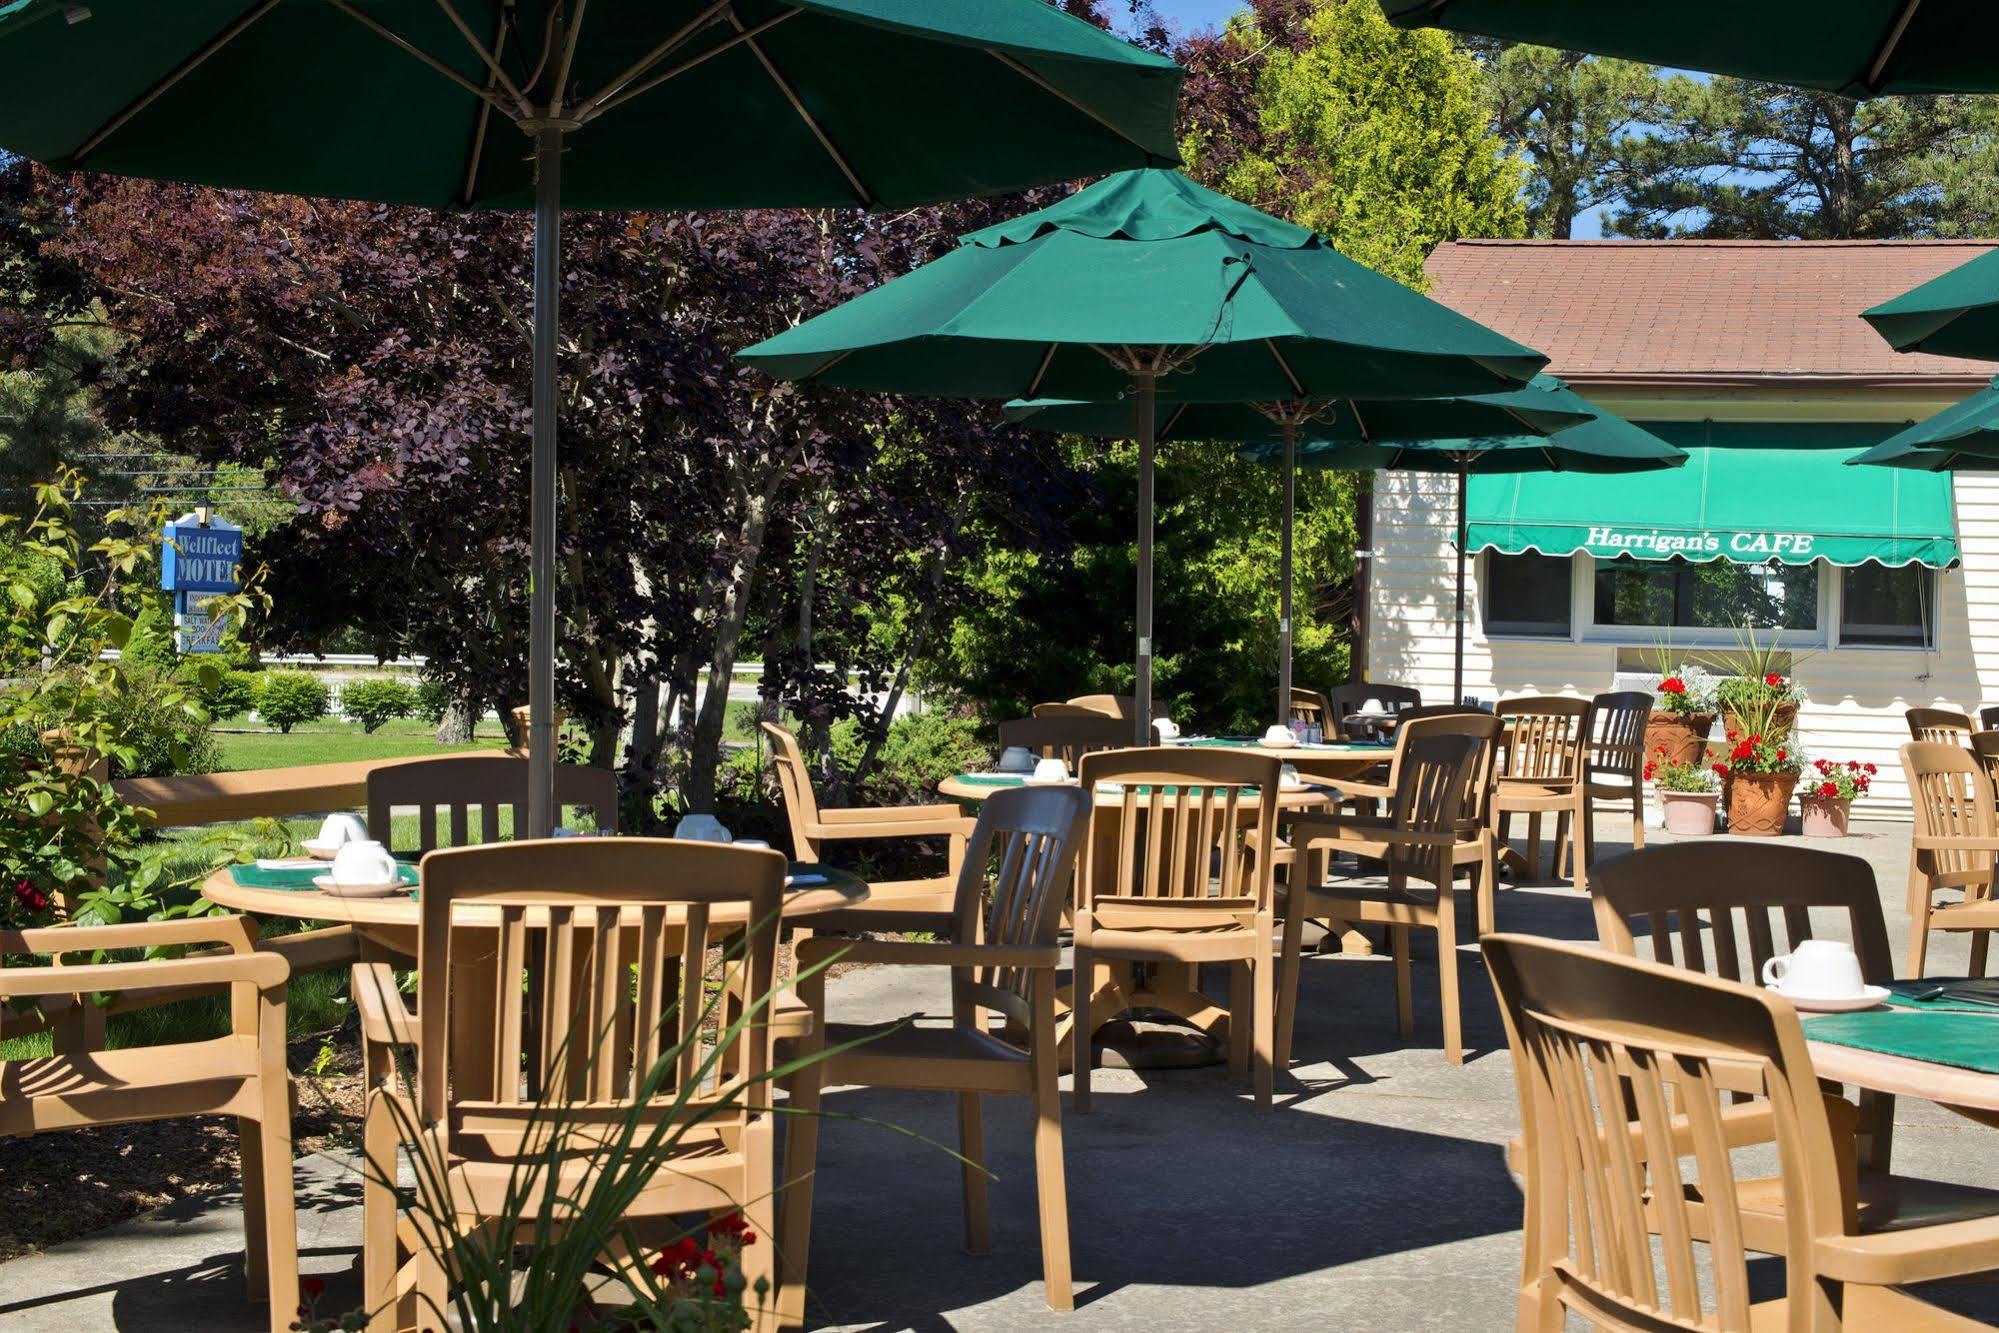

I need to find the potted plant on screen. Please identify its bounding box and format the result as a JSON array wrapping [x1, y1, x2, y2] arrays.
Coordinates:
[[1645, 663, 1719, 767], [1645, 745, 1720, 836], [1716, 670, 1807, 744], [1800, 757, 1875, 838], [1718, 726, 1803, 836]]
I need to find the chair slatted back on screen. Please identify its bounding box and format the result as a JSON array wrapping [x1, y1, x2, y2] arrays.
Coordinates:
[[997, 716, 1146, 770], [1902, 741, 1998, 891], [1031, 702, 1112, 719], [413, 839, 785, 1141], [761, 723, 823, 858], [1973, 730, 1999, 793], [367, 756, 618, 857], [1371, 713, 1502, 824], [1288, 688, 1332, 728], [949, 786, 1092, 1027], [1587, 691, 1654, 787], [1907, 706, 1974, 746], [1592, 843, 1893, 989], [1075, 748, 1279, 916], [1496, 696, 1593, 786], [1381, 732, 1484, 876], [1325, 682, 1422, 729], [1485, 934, 1847, 1333], [1060, 694, 1163, 720]]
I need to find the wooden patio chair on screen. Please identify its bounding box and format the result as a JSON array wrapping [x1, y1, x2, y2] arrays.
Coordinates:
[[353, 838, 788, 1333], [1972, 729, 1999, 794], [1325, 681, 1422, 740], [1071, 747, 1282, 1110], [1492, 695, 1594, 890], [1901, 741, 1999, 978], [1555, 690, 1653, 880], [777, 784, 1093, 1320], [367, 754, 619, 855], [1591, 842, 1900, 1182], [1278, 731, 1486, 1064], [1980, 704, 1999, 732], [1907, 705, 1975, 746], [1288, 687, 1333, 730], [0, 917, 297, 1331], [1030, 701, 1111, 718], [762, 721, 975, 922], [1054, 693, 1166, 719], [1487, 932, 1999, 1333], [996, 714, 1148, 769]]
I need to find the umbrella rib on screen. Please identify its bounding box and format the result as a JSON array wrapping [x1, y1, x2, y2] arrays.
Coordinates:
[[1025, 343, 1059, 399], [549, 0, 591, 117], [430, 0, 534, 120], [73, 0, 281, 163], [1347, 400, 1373, 443], [328, 0, 518, 115], [989, 50, 1161, 161], [731, 11, 873, 207], [571, 0, 757, 122], [1865, 0, 1924, 91], [1264, 339, 1306, 397], [458, 6, 512, 205]]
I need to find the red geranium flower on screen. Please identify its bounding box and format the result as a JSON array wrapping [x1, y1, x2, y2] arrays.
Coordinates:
[[1711, 763, 1729, 777], [1765, 673, 1785, 688], [1659, 676, 1686, 695]]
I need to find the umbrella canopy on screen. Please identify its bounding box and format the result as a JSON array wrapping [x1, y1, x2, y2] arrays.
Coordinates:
[[0, 0, 1184, 835], [1247, 383, 1687, 701], [738, 167, 1549, 738], [1377, 1, 1999, 97], [1005, 377, 1596, 721], [1848, 375, 1999, 470], [1863, 249, 1999, 362]]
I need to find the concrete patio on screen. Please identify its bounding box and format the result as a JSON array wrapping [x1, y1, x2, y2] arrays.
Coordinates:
[[7, 817, 1999, 1331]]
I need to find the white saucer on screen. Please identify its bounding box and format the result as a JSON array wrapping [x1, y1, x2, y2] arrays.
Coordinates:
[[301, 839, 341, 860], [1025, 774, 1073, 786], [1259, 733, 1298, 750], [1766, 983, 1890, 1013], [313, 874, 407, 898]]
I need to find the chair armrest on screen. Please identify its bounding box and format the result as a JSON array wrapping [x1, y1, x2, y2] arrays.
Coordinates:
[[12, 915, 260, 957], [350, 962, 420, 1047], [810, 813, 978, 841], [1913, 834, 1999, 853], [0, 949, 287, 999], [817, 804, 967, 826], [1288, 815, 1461, 850], [1326, 778, 1394, 802], [796, 937, 1059, 970], [1815, 1214, 1999, 1286]]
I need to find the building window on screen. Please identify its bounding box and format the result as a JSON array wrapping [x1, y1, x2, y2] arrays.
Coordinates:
[[1592, 555, 1818, 632], [1840, 561, 1934, 646], [1483, 553, 1572, 637]]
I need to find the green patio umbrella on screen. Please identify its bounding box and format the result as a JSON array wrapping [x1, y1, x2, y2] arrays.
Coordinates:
[[738, 167, 1548, 741], [1005, 379, 1596, 723], [0, 0, 1183, 835], [1863, 250, 1999, 361], [1238, 383, 1686, 702], [1849, 375, 1999, 470], [1378, 1, 1999, 97]]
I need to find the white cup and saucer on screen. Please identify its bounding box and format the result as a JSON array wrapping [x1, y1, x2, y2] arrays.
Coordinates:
[[1279, 763, 1306, 792], [997, 746, 1036, 774], [314, 839, 406, 897], [302, 812, 368, 861], [1027, 757, 1071, 785], [1259, 723, 1298, 750], [1153, 718, 1182, 743], [1762, 940, 1889, 1012]]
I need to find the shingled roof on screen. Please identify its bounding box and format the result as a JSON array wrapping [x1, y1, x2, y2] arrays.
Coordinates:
[[1423, 239, 1999, 391]]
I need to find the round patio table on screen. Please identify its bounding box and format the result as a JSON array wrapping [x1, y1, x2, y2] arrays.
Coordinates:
[[1804, 998, 1999, 1132]]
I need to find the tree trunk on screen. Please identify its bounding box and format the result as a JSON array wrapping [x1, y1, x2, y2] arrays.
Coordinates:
[[856, 486, 970, 785], [796, 485, 832, 761], [682, 458, 785, 813], [435, 695, 475, 745]]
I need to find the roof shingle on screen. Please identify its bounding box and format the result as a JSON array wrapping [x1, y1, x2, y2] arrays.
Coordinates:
[[1423, 239, 1999, 384]]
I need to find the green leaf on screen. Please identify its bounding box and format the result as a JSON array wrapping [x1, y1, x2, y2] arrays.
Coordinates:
[[23, 790, 53, 818], [103, 612, 134, 650]]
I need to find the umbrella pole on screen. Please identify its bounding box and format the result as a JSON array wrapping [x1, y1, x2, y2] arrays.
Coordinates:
[[1278, 419, 1295, 728], [526, 125, 562, 840], [1453, 462, 1467, 706], [1134, 371, 1157, 747]]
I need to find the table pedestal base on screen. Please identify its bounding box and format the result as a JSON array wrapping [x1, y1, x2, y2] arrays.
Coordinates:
[[1093, 1016, 1226, 1070]]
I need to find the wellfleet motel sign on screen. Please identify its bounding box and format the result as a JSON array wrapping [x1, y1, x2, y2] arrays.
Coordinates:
[[160, 509, 242, 654], [1582, 527, 1820, 560]]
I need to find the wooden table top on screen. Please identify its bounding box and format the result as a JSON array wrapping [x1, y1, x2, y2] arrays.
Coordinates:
[[1807, 1039, 1999, 1121], [201, 860, 869, 928], [937, 773, 1339, 808]]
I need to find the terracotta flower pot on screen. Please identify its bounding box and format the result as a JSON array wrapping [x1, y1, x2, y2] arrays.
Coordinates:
[[1799, 794, 1852, 838], [1658, 789, 1719, 837], [1723, 702, 1798, 744], [1726, 770, 1798, 837], [1645, 711, 1716, 768]]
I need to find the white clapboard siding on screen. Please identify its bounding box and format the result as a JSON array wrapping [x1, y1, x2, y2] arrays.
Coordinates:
[[1368, 468, 1999, 820]]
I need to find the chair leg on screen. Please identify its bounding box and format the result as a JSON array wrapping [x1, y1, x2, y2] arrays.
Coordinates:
[[250, 996, 299, 1332], [1274, 855, 1316, 1071], [240, 1114, 268, 1302], [1553, 811, 1571, 881], [741, 1121, 780, 1333], [1391, 925, 1414, 1039], [1629, 791, 1646, 851], [1525, 814, 1543, 880], [1070, 945, 1094, 1114], [1907, 892, 1932, 979], [958, 1092, 990, 1254], [361, 1087, 401, 1332], [775, 972, 828, 1330], [1435, 873, 1463, 1066], [1975, 930, 1992, 980], [1573, 793, 1594, 895], [1029, 975, 1073, 1312], [1226, 961, 1251, 1085], [1252, 936, 1275, 1112]]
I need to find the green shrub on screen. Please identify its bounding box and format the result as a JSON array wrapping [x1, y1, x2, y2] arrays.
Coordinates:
[[828, 710, 990, 808], [102, 667, 221, 779], [121, 595, 178, 671], [340, 676, 416, 733], [257, 670, 331, 733], [194, 666, 262, 720], [411, 677, 453, 726]]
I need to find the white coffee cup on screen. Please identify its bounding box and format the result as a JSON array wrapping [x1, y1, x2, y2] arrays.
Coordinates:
[[317, 813, 367, 846], [997, 746, 1036, 773], [1029, 756, 1069, 784], [1280, 763, 1303, 790], [1763, 940, 1865, 998], [1362, 697, 1385, 715], [330, 839, 399, 888], [674, 813, 734, 844], [1261, 723, 1296, 746], [1153, 717, 1181, 742]]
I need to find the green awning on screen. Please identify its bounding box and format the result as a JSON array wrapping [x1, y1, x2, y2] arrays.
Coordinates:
[[1467, 422, 1959, 569]]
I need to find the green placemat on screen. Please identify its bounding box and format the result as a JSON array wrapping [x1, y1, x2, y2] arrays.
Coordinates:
[[953, 773, 1028, 787], [1881, 978, 1999, 1014], [229, 861, 418, 891], [1805, 1008, 1999, 1076]]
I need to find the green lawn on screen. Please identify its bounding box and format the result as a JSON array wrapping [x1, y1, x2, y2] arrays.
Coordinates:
[[214, 715, 505, 770]]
